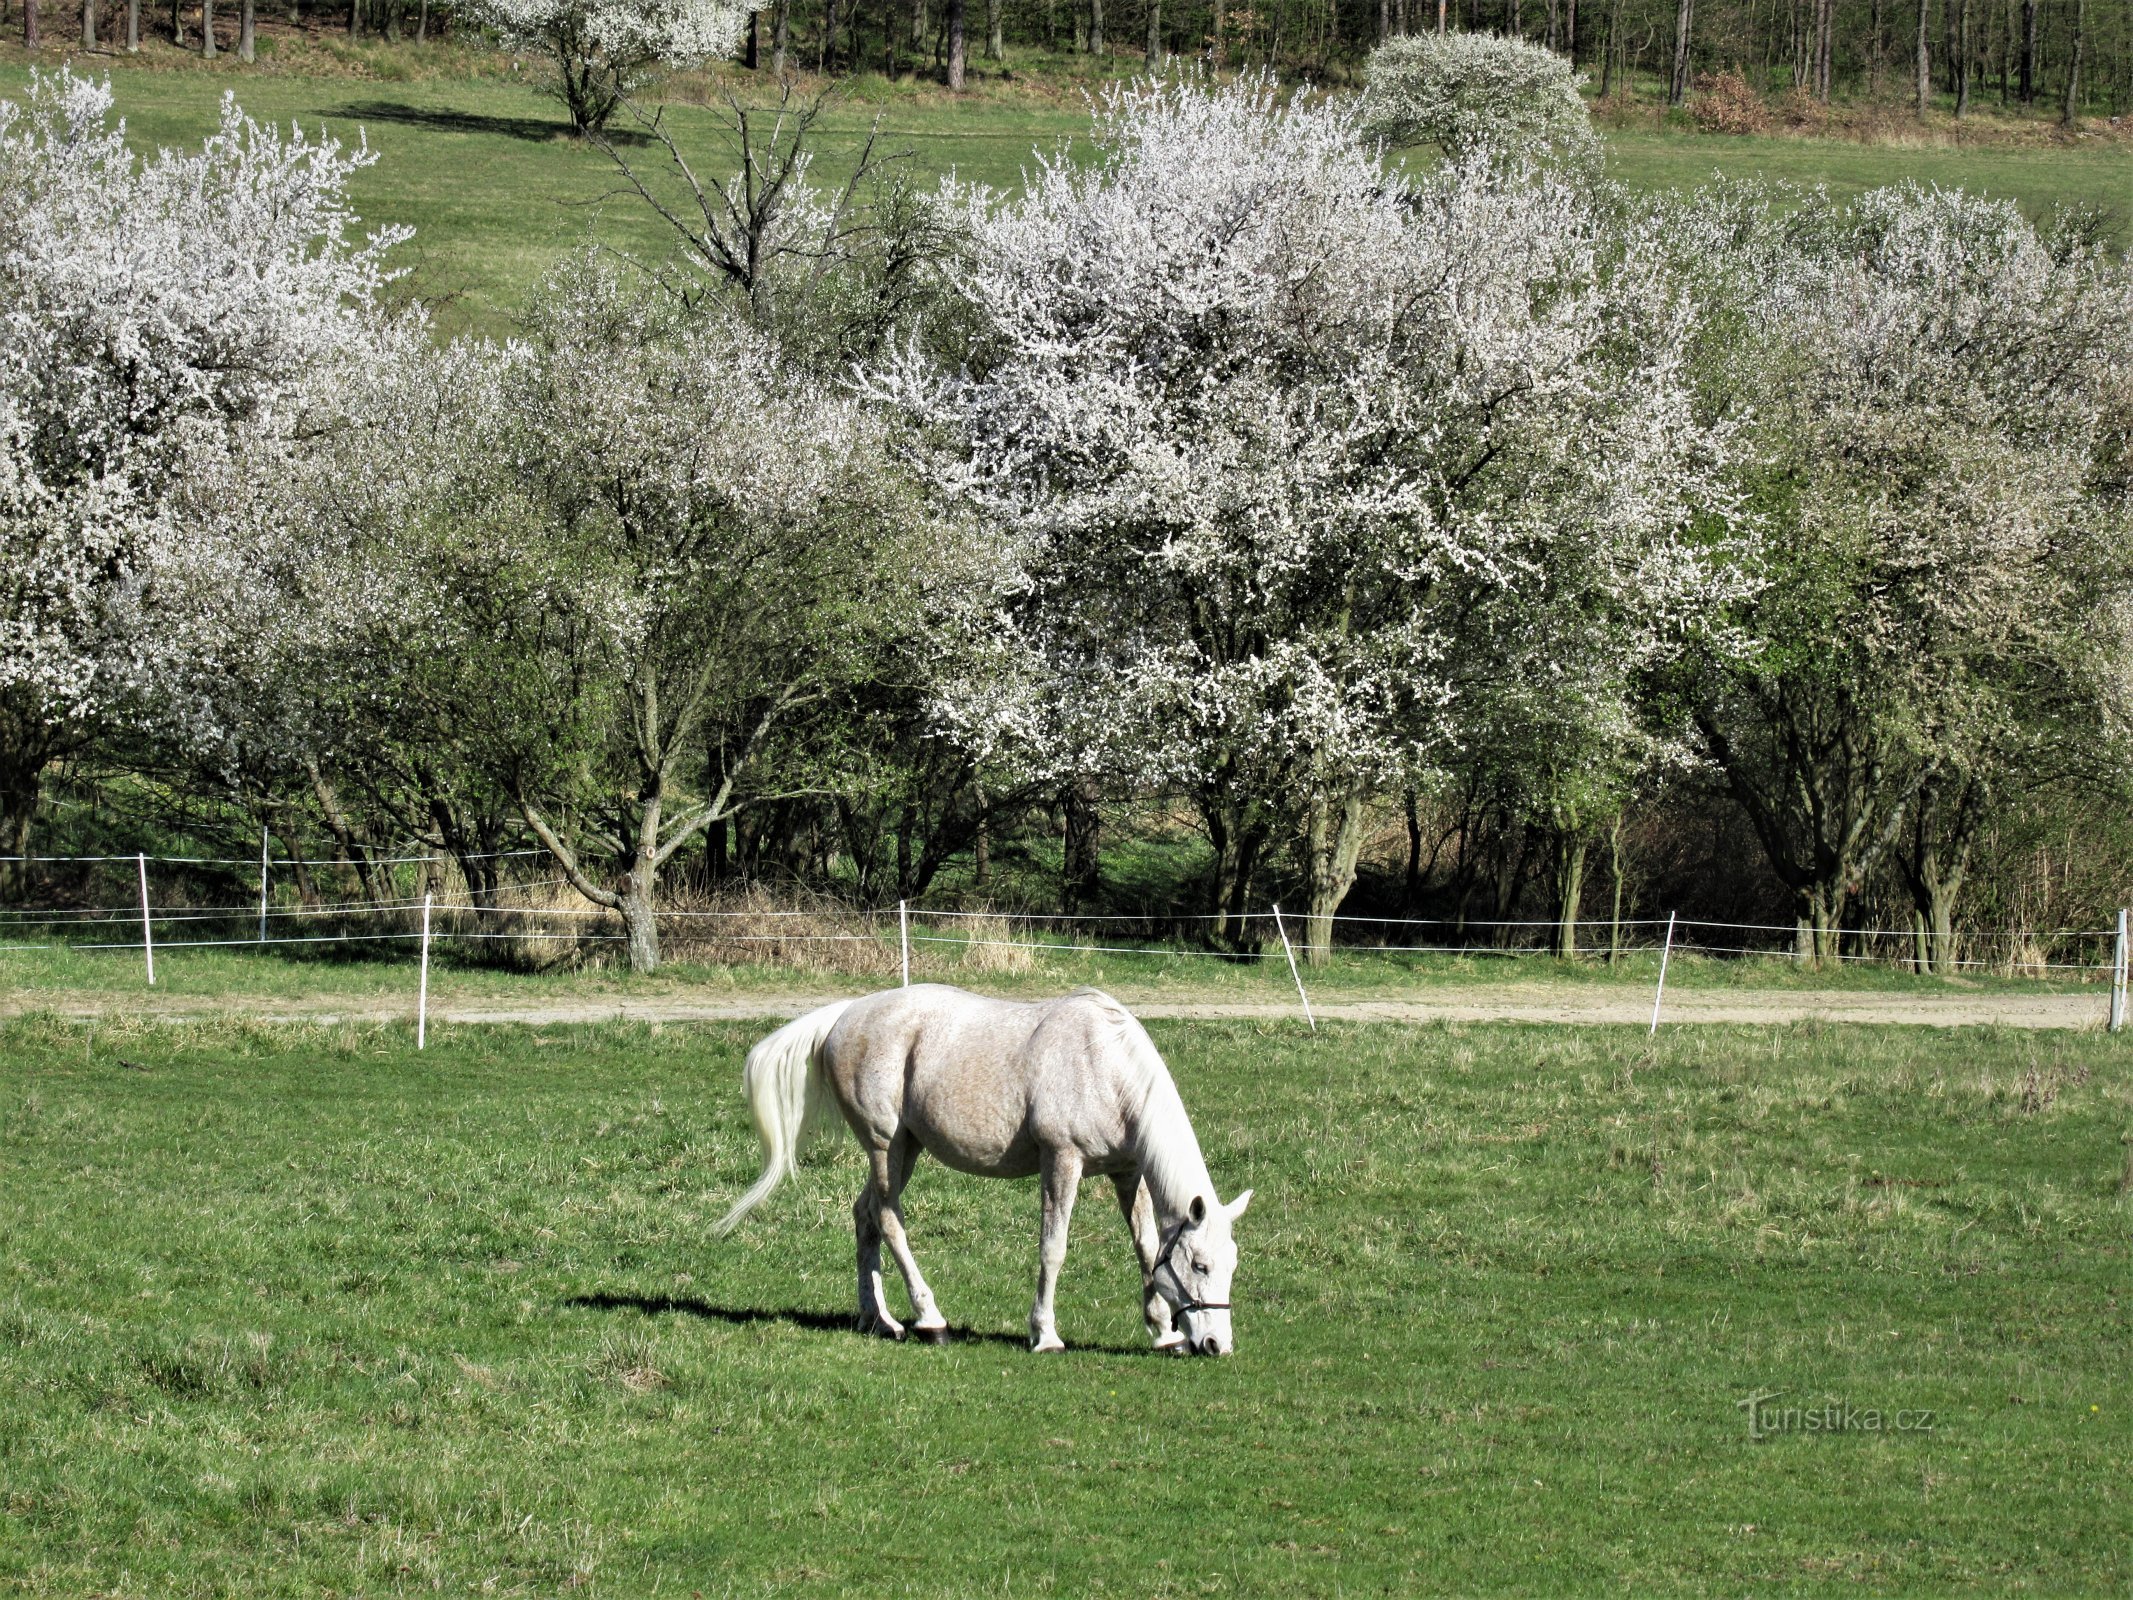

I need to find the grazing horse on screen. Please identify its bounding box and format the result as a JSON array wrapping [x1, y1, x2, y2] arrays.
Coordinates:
[[715, 984, 1252, 1355]]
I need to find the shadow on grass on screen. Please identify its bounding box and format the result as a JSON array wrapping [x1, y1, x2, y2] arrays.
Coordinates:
[[331, 101, 651, 147], [563, 1291, 1152, 1354]]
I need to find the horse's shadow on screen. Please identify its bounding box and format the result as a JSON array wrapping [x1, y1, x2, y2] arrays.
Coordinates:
[[562, 1292, 1154, 1354]]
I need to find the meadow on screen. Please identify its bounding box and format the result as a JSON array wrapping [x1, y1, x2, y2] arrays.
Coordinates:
[[2, 1011, 2129, 1594], [1, 46, 2125, 330]]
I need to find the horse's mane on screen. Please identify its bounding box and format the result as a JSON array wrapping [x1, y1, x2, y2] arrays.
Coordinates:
[[1067, 987, 1212, 1213]]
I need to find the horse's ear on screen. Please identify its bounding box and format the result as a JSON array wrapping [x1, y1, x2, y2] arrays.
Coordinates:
[[1226, 1189, 1253, 1221], [1188, 1194, 1208, 1225]]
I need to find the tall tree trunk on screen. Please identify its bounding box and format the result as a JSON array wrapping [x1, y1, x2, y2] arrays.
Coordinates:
[[2061, 0, 2084, 121], [1916, 0, 1931, 113], [79, 0, 91, 46], [744, 6, 758, 65], [987, 0, 1001, 56], [2017, 0, 2034, 100], [909, 0, 924, 54], [1143, 0, 1156, 59], [1955, 0, 1971, 113], [1300, 792, 1365, 968], [347, 0, 357, 37], [1669, 0, 1693, 104], [173, 0, 183, 46], [203, 0, 216, 53], [1871, 0, 1884, 90], [1606, 814, 1627, 966], [1061, 777, 1101, 913], [23, 0, 36, 50], [772, 0, 787, 70], [125, 0, 137, 48], [1550, 828, 1589, 960], [946, 0, 964, 83], [1202, 798, 1270, 951], [1087, 0, 1101, 51], [1378, 0, 1389, 41], [239, 0, 254, 58]]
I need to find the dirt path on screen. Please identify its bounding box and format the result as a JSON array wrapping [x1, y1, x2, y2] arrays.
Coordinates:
[[5, 983, 2111, 1029]]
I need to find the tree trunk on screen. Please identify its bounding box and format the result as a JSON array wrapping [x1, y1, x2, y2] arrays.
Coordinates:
[[1916, 0, 1930, 112], [1669, 0, 1692, 103], [1203, 800, 1270, 951], [1300, 792, 1365, 968], [203, 0, 216, 53], [908, 0, 923, 56], [79, 0, 91, 46], [239, 0, 254, 58], [972, 786, 990, 888], [0, 770, 34, 903], [1143, 0, 1156, 59], [1061, 777, 1101, 913], [1087, 0, 1101, 52], [2017, 0, 2034, 100], [1551, 829, 1589, 960], [986, 0, 1000, 56], [619, 872, 660, 973], [1954, 0, 1971, 113], [945, 0, 964, 84], [2061, 0, 2083, 122], [1606, 814, 1626, 966], [126, 0, 137, 48], [23, 0, 37, 50]]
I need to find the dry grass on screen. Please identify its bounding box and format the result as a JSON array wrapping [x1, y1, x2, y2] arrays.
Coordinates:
[[657, 883, 898, 978]]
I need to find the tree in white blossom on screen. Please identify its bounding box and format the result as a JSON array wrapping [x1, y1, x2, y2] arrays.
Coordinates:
[[272, 258, 938, 972], [1361, 31, 1596, 162], [880, 74, 1742, 961], [463, 0, 748, 133], [1666, 182, 2133, 968], [0, 71, 401, 888]]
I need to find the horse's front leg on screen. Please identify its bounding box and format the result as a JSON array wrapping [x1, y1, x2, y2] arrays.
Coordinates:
[[1111, 1170, 1181, 1352], [877, 1133, 950, 1343], [1030, 1147, 1083, 1353]]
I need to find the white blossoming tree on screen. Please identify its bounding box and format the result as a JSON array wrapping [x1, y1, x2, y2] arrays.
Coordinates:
[[880, 75, 1741, 961], [0, 71, 402, 889], [271, 257, 936, 973], [1361, 31, 1595, 162], [1668, 183, 2133, 969], [462, 0, 749, 134]]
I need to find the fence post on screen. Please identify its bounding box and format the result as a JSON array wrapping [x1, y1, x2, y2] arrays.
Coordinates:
[[899, 900, 910, 987], [1270, 903, 1316, 1032], [137, 852, 155, 986], [417, 892, 433, 1051], [258, 825, 269, 945], [2112, 908, 2127, 1033], [1648, 911, 1676, 1036]]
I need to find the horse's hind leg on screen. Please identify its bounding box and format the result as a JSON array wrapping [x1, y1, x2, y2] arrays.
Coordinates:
[[853, 1146, 905, 1341], [1111, 1170, 1181, 1351], [877, 1133, 949, 1342]]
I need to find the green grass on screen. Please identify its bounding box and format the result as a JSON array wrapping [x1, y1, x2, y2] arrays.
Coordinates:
[[2, 1014, 2128, 1593], [2, 50, 2123, 331], [0, 923, 2109, 1019]]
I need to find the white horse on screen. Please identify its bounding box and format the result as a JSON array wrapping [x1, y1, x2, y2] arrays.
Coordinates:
[[715, 984, 1252, 1356]]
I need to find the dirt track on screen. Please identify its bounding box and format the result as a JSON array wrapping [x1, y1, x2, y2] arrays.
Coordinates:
[[6, 982, 2112, 1030]]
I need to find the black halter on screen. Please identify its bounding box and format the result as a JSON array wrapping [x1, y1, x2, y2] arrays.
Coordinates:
[[1152, 1220, 1230, 1316]]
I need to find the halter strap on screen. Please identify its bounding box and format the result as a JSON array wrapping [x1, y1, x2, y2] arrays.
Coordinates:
[[1152, 1219, 1230, 1316]]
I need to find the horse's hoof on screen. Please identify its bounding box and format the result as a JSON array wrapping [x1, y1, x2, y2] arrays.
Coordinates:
[[915, 1324, 952, 1345], [856, 1315, 906, 1341], [1031, 1335, 1066, 1354]]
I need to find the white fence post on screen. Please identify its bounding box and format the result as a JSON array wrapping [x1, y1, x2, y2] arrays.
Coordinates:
[[1270, 903, 1316, 1032], [417, 892, 433, 1051], [1648, 911, 1676, 1036], [2112, 908, 2127, 1034], [899, 900, 910, 987], [258, 826, 270, 945], [137, 852, 155, 986]]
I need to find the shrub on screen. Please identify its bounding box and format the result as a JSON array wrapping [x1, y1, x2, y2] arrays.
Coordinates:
[[1690, 69, 1771, 135], [1361, 30, 1595, 161]]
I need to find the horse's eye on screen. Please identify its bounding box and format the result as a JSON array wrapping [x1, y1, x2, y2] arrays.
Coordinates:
[[1192, 1258, 1209, 1274]]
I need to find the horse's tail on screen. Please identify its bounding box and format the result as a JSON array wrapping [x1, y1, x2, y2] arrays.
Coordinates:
[[714, 999, 856, 1236]]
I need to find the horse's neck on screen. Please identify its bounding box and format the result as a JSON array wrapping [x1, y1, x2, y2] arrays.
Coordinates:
[[1130, 1074, 1214, 1227]]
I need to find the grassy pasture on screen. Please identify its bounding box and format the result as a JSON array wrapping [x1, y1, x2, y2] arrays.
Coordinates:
[[0, 54, 2124, 331], [2, 1013, 2128, 1594]]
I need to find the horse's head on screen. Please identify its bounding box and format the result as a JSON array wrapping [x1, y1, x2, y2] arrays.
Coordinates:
[[1155, 1189, 1252, 1356]]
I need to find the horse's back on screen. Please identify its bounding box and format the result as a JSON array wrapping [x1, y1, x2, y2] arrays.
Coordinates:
[[821, 985, 1139, 1176]]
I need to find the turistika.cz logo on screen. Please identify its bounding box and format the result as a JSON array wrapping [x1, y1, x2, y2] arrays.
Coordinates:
[[1737, 1391, 1938, 1441]]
